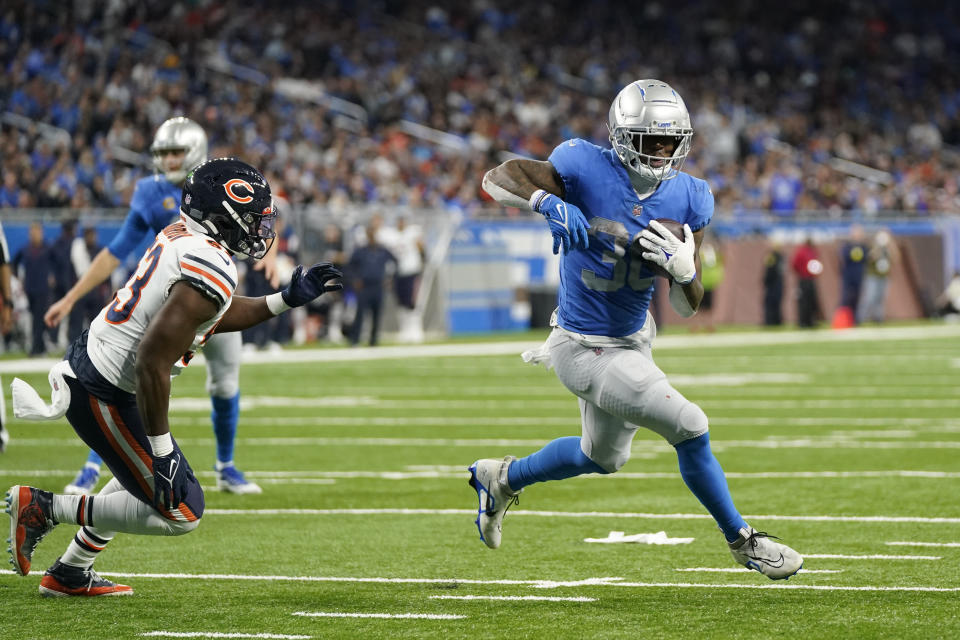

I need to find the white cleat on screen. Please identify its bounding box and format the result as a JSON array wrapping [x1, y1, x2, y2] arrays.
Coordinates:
[[729, 526, 803, 580], [468, 456, 521, 549]]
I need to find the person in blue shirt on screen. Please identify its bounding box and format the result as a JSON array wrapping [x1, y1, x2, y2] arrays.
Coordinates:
[[45, 117, 270, 495], [471, 80, 802, 580]]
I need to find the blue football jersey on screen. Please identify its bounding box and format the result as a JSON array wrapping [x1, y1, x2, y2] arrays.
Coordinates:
[[549, 139, 713, 337], [106, 175, 182, 260]]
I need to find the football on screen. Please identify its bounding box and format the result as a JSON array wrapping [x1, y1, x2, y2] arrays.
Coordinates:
[[633, 218, 686, 279]]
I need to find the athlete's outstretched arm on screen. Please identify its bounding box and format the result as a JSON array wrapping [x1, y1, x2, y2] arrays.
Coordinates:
[[45, 248, 121, 327], [214, 262, 343, 334], [136, 282, 219, 438], [482, 159, 566, 208]]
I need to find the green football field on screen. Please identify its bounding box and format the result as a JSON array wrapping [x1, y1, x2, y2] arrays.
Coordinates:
[[2, 323, 960, 639]]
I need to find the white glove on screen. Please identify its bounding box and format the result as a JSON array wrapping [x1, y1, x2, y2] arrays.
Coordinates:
[[637, 221, 697, 284]]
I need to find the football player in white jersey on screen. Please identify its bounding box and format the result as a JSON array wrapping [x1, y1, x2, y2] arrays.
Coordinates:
[[46, 117, 266, 496], [470, 80, 802, 580], [5, 158, 342, 596]]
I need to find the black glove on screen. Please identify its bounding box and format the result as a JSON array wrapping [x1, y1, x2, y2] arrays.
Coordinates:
[[152, 452, 193, 510], [281, 263, 344, 307]]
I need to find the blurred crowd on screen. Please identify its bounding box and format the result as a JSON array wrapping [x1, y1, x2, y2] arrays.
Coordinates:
[[2, 0, 959, 219]]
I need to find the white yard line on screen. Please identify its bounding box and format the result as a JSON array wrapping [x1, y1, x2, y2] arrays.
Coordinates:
[[292, 612, 465, 620], [5, 468, 960, 486], [4, 569, 954, 593], [430, 595, 595, 602], [2, 324, 959, 374], [142, 634, 311, 639], [199, 508, 960, 525], [886, 541, 960, 548], [802, 554, 941, 560], [676, 568, 843, 574]]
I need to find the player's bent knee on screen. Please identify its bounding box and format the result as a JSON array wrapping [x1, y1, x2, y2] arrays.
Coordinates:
[[207, 378, 239, 399], [586, 446, 630, 473], [674, 402, 708, 443], [164, 518, 201, 536]]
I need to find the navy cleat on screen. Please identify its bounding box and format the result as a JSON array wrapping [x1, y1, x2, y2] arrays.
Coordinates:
[[729, 526, 803, 580], [6, 485, 57, 576], [39, 558, 133, 597], [64, 464, 100, 495], [215, 464, 262, 495], [468, 456, 521, 549]]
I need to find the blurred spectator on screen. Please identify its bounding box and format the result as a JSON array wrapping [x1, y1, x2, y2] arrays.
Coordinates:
[[347, 220, 397, 347], [13, 222, 54, 355], [692, 232, 724, 332], [1, 1, 959, 218], [310, 222, 347, 342], [377, 215, 426, 342], [762, 241, 785, 326], [67, 226, 109, 342], [50, 220, 78, 310], [858, 229, 899, 324], [0, 220, 12, 337], [838, 225, 868, 323], [791, 238, 823, 328], [936, 271, 960, 320]]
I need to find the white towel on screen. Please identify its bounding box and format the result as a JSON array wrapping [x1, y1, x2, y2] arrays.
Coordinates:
[[11, 360, 76, 421]]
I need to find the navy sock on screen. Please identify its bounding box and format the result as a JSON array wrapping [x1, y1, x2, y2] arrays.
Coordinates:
[[675, 433, 747, 542], [211, 393, 240, 464], [507, 436, 608, 491], [86, 449, 103, 466]]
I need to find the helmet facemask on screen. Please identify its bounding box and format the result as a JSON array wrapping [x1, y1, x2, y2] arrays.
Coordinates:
[[609, 126, 692, 185], [200, 201, 278, 260]]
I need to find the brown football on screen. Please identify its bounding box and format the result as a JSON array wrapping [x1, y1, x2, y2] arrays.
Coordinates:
[[633, 218, 685, 279]]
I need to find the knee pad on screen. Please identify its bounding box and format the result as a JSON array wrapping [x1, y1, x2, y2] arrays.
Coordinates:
[[206, 375, 239, 399], [675, 402, 709, 443], [581, 432, 632, 473]]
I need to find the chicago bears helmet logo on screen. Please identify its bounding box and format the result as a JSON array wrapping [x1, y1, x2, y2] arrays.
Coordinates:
[[223, 178, 254, 204]]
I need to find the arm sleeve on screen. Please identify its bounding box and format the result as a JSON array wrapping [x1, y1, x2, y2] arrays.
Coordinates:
[[686, 178, 714, 232], [547, 139, 587, 200], [107, 181, 155, 259], [178, 249, 238, 310]]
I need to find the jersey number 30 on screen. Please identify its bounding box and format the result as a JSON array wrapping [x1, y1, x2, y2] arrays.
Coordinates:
[[106, 243, 164, 324], [581, 217, 654, 293]]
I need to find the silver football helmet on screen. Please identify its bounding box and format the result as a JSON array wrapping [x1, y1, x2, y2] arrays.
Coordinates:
[[608, 80, 693, 186], [150, 116, 208, 185]]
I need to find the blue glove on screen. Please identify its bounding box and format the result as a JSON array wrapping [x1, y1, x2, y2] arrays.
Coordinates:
[[152, 452, 193, 510], [280, 263, 344, 307], [531, 190, 590, 255]]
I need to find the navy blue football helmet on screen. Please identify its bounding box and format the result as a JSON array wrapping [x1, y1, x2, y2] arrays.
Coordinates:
[[181, 158, 277, 259]]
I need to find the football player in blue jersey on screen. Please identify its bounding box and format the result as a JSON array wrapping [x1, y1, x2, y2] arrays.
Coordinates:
[[470, 80, 802, 579], [46, 117, 266, 495]]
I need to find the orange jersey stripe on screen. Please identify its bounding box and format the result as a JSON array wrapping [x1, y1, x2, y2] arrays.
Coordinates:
[[89, 396, 153, 500], [179, 262, 232, 299], [108, 405, 153, 469]]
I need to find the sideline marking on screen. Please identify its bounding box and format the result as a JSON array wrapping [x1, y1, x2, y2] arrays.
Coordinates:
[[886, 541, 960, 548], [293, 612, 465, 620], [4, 570, 954, 594], [430, 595, 595, 602]]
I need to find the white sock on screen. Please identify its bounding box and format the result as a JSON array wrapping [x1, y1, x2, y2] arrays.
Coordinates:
[[90, 490, 198, 536], [60, 526, 115, 568], [215, 460, 234, 471]]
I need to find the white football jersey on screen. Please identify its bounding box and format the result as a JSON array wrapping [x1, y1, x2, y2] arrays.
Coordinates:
[[88, 216, 238, 393]]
